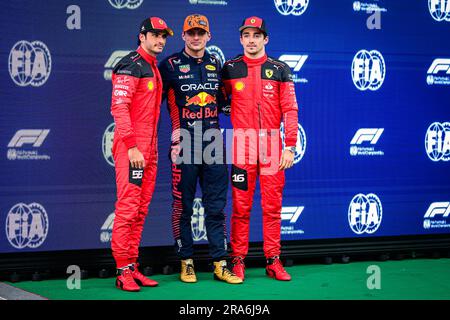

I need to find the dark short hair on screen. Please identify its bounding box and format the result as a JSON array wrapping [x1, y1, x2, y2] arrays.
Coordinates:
[[137, 30, 168, 46]]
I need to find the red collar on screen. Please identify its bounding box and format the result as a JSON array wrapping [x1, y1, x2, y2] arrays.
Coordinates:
[[243, 54, 267, 66], [137, 46, 157, 65]]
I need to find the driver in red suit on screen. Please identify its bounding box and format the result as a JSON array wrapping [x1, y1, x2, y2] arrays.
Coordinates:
[[221, 16, 299, 282], [110, 17, 173, 292]]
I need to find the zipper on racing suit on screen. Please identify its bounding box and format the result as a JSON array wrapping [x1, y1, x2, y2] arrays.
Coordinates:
[[257, 102, 267, 164]]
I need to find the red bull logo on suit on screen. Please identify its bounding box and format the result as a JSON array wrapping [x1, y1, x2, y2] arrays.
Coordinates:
[[185, 91, 216, 107], [184, 92, 217, 119]]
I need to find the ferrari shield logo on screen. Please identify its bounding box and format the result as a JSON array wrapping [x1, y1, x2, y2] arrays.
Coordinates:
[[265, 69, 273, 78]]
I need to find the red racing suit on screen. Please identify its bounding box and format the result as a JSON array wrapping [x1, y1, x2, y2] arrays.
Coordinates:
[[221, 54, 298, 259], [110, 46, 162, 268]]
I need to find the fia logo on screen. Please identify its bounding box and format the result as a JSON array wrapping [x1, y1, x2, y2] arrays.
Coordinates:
[[9, 41, 52, 87], [351, 50, 386, 91], [274, 0, 309, 16], [192, 198, 207, 241], [103, 123, 115, 166], [348, 194, 382, 235], [425, 122, 450, 162], [108, 0, 144, 9], [428, 0, 450, 22], [6, 203, 49, 249], [280, 123, 306, 164], [206, 45, 226, 67]]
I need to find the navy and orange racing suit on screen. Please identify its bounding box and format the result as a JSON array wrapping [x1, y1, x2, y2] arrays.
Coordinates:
[[159, 50, 229, 260]]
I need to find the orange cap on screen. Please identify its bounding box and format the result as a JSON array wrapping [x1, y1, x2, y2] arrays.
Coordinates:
[[183, 14, 210, 33]]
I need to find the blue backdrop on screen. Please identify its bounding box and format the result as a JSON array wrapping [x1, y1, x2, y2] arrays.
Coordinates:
[[1, 0, 449, 253]]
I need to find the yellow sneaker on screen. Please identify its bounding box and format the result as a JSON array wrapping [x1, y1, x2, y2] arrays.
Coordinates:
[[180, 259, 197, 283], [213, 260, 243, 284]]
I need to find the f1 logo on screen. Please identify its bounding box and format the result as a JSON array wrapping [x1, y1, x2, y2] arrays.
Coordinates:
[[424, 202, 450, 218], [104, 50, 131, 80], [8, 129, 50, 148], [281, 206, 304, 223], [279, 54, 308, 72], [427, 59, 450, 75], [350, 128, 384, 145]]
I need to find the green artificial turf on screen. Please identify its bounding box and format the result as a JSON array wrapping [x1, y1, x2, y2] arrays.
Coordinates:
[[6, 259, 450, 300]]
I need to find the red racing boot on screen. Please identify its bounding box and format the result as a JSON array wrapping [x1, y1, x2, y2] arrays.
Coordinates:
[[232, 256, 246, 281], [130, 263, 158, 287], [115, 267, 141, 292], [265, 256, 291, 281]]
